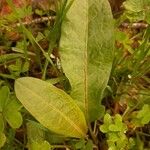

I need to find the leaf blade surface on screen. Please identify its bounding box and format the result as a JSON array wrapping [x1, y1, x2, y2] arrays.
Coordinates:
[[15, 77, 87, 138], [59, 0, 114, 121]]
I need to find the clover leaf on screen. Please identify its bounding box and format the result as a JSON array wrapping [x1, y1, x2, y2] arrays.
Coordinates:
[[100, 113, 112, 133]]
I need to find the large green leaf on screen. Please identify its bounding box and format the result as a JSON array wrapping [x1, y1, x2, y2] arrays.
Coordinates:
[[59, 0, 114, 122], [15, 77, 87, 138]]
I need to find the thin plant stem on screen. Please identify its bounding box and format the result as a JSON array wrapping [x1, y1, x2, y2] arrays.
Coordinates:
[[88, 123, 98, 145]]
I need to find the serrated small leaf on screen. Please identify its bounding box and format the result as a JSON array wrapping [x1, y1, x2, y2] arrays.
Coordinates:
[[108, 114, 126, 132], [104, 114, 112, 124], [15, 77, 87, 138], [108, 133, 118, 142], [100, 113, 112, 133], [109, 125, 120, 132], [100, 125, 109, 133], [113, 114, 124, 131], [114, 114, 122, 123]]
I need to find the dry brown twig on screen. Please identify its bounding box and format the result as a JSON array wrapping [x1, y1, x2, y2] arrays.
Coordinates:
[[1, 15, 148, 29], [121, 22, 148, 29]]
